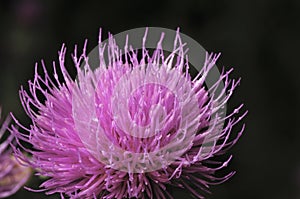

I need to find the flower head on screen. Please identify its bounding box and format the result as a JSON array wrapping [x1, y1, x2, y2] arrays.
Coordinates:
[[12, 29, 247, 198], [0, 110, 31, 198]]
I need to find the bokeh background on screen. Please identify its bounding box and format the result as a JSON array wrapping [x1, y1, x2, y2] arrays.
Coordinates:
[[0, 0, 299, 198]]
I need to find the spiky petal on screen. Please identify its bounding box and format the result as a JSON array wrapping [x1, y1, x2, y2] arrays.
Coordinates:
[[12, 29, 247, 199], [0, 111, 31, 198]]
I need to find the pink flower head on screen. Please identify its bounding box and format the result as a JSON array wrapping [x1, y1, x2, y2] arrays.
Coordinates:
[[12, 29, 247, 198], [0, 110, 31, 198]]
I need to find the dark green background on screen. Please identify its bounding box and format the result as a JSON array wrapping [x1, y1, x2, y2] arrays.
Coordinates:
[[0, 0, 299, 198]]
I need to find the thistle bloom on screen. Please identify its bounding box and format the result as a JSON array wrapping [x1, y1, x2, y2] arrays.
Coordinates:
[[0, 111, 31, 198], [12, 29, 247, 199]]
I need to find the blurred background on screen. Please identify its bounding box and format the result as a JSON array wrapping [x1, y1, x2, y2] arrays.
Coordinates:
[[0, 0, 299, 198]]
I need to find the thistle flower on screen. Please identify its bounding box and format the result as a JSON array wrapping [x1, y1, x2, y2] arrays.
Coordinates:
[[0, 111, 31, 198], [12, 29, 247, 199]]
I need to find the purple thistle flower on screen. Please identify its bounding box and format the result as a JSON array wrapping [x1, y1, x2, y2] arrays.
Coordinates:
[[0, 110, 31, 198], [12, 29, 247, 199]]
